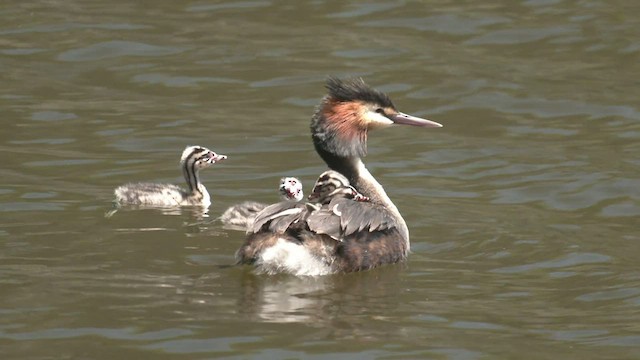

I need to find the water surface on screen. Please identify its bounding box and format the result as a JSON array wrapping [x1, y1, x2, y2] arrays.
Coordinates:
[[1, 1, 639, 359]]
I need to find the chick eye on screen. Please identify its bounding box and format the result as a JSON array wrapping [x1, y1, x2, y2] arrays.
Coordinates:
[[375, 108, 385, 114]]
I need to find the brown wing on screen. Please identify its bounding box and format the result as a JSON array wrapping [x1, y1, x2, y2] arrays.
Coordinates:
[[336, 198, 395, 235], [249, 201, 307, 234], [305, 207, 343, 240], [306, 198, 396, 241]]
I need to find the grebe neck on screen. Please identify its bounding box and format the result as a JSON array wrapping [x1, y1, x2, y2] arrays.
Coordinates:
[[182, 156, 203, 196]]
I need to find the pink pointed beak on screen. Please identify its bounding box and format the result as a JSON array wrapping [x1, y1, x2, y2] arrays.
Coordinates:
[[392, 112, 442, 128]]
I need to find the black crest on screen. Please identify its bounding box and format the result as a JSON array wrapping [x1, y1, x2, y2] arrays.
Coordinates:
[[325, 77, 395, 109]]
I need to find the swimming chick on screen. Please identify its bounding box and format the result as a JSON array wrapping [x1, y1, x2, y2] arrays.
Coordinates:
[[114, 145, 226, 208]]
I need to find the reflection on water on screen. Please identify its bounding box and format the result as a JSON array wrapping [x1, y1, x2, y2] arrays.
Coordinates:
[[105, 204, 211, 220], [238, 274, 334, 323], [236, 266, 406, 324], [1, 0, 640, 358]]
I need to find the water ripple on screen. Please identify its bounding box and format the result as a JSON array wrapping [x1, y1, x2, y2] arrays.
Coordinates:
[[493, 176, 640, 211], [361, 14, 511, 35], [492, 252, 611, 274], [576, 287, 640, 302], [0, 202, 66, 212], [186, 1, 270, 12], [0, 327, 191, 341], [465, 25, 580, 45], [57, 41, 188, 62], [30, 111, 77, 122], [132, 73, 242, 87], [328, 3, 400, 18], [143, 336, 262, 353], [0, 23, 148, 35], [434, 92, 640, 120]]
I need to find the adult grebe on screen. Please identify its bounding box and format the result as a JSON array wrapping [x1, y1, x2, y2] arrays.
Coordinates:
[[114, 145, 227, 207], [236, 77, 442, 275], [219, 177, 303, 229]]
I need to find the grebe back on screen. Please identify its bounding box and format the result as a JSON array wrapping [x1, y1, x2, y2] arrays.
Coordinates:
[[249, 170, 372, 242]]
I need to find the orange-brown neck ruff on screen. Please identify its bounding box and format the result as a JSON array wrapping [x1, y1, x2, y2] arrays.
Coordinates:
[[325, 100, 369, 154], [311, 98, 368, 162]]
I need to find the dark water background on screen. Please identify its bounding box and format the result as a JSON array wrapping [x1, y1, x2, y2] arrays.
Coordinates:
[[1, 1, 639, 359]]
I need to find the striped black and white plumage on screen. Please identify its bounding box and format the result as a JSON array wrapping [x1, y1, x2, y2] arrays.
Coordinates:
[[307, 170, 369, 204], [114, 145, 227, 208], [219, 176, 303, 229], [236, 77, 442, 275]]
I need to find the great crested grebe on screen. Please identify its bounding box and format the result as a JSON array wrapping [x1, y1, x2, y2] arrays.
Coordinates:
[[219, 176, 303, 229], [114, 145, 227, 207], [236, 77, 442, 275]]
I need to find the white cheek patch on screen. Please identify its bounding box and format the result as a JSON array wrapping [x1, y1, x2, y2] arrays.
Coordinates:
[[365, 110, 394, 128]]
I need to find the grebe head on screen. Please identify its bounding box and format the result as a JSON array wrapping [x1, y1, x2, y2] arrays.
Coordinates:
[[279, 176, 304, 202], [308, 170, 370, 204], [311, 77, 442, 160], [180, 145, 227, 170]]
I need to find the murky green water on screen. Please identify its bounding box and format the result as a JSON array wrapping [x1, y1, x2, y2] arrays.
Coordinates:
[[1, 1, 639, 358]]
